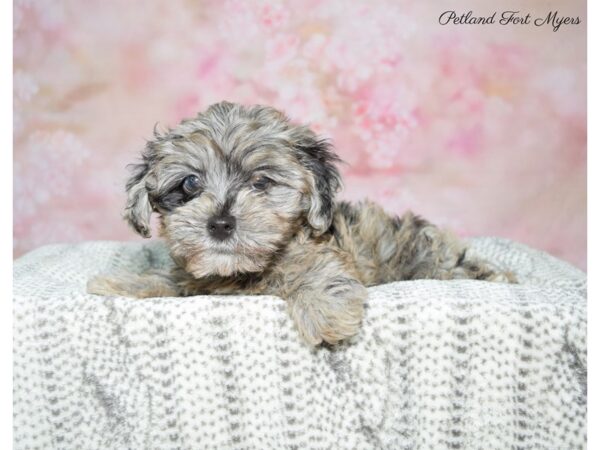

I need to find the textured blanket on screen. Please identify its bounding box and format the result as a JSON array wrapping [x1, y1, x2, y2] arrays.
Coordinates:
[[13, 238, 586, 450]]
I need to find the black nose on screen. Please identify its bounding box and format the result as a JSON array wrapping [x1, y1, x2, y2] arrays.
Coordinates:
[[207, 215, 236, 241]]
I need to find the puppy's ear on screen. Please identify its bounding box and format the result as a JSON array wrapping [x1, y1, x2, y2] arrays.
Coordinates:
[[124, 159, 153, 238], [293, 129, 342, 235]]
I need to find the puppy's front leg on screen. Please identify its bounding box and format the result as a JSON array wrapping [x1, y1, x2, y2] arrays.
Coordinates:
[[87, 270, 181, 298], [279, 242, 367, 346]]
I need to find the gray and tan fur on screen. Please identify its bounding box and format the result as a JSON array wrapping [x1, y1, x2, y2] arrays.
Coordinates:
[[88, 101, 515, 346]]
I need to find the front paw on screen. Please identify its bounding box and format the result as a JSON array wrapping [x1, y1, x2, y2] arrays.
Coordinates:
[[87, 275, 134, 297], [489, 270, 518, 283], [86, 272, 179, 298], [87, 275, 116, 296], [288, 280, 367, 346]]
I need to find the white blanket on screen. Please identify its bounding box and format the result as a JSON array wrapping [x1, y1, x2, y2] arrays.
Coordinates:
[[13, 238, 586, 449]]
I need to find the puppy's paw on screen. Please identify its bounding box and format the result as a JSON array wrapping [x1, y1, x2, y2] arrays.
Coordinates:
[[87, 275, 120, 296], [289, 280, 367, 346], [86, 272, 179, 298], [487, 270, 518, 284]]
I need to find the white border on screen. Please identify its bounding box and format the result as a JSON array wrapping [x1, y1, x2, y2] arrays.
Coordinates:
[[587, 0, 596, 447], [3, 1, 592, 447], [1, 0, 13, 444]]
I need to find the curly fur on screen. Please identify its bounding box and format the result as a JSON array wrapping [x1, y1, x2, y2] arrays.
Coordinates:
[[88, 101, 515, 346]]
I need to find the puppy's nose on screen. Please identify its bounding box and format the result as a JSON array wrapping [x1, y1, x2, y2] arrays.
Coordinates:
[[207, 215, 236, 241]]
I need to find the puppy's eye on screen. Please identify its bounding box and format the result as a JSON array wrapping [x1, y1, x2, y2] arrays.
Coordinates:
[[251, 175, 272, 191], [182, 175, 201, 195]]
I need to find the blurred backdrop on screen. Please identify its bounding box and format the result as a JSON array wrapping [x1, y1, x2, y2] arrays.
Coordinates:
[[13, 0, 586, 269]]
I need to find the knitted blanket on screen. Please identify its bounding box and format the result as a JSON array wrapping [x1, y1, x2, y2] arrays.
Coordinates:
[[13, 238, 586, 450]]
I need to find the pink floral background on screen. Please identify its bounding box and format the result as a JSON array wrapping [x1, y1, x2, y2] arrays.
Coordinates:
[[14, 0, 586, 269]]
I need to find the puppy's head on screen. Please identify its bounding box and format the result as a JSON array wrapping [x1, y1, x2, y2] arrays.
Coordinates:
[[125, 101, 341, 278]]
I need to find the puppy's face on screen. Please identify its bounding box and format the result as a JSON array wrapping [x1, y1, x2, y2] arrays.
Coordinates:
[[125, 102, 341, 278]]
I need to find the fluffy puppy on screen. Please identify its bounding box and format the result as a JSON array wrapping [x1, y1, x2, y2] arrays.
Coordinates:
[[88, 101, 515, 346]]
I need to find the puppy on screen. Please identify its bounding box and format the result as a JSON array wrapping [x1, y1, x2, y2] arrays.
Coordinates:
[[88, 101, 515, 346]]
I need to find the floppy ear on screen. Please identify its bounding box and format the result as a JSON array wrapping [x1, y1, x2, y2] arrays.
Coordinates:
[[293, 129, 342, 235], [124, 160, 153, 238]]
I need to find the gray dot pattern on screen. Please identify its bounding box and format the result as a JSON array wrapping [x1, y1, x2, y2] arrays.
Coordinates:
[[13, 238, 586, 449]]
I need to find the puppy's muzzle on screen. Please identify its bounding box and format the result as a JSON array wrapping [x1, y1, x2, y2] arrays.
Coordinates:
[[207, 214, 236, 241]]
